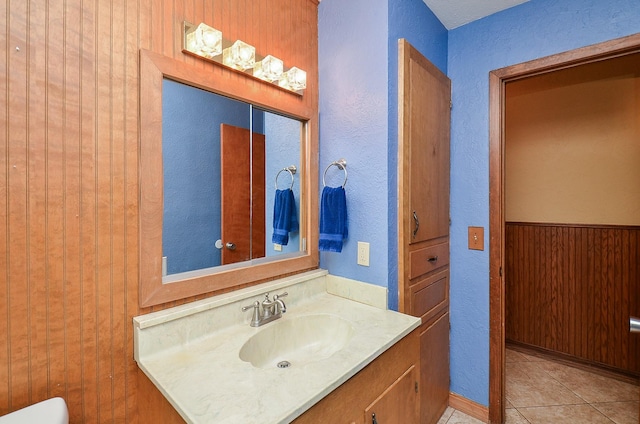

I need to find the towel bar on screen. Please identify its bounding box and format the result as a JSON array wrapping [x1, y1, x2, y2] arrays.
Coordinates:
[[323, 158, 347, 188], [275, 165, 297, 190]]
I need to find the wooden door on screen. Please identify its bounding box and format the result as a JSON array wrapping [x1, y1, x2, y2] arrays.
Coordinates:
[[420, 312, 450, 424], [364, 365, 420, 424], [403, 43, 450, 245], [629, 316, 640, 424], [220, 124, 265, 265]]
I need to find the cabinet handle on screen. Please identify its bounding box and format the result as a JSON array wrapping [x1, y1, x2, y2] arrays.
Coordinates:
[[427, 256, 438, 263], [372, 412, 378, 424], [412, 211, 419, 238]]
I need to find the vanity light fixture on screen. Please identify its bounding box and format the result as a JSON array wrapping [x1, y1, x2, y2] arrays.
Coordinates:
[[182, 21, 305, 95]]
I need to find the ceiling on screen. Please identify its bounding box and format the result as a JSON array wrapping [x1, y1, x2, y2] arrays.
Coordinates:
[[421, 0, 530, 29]]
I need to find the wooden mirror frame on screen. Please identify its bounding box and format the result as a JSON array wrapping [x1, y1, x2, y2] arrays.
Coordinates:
[[139, 49, 319, 308]]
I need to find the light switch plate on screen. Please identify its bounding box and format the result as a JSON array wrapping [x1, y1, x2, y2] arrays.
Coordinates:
[[468, 226, 484, 251]]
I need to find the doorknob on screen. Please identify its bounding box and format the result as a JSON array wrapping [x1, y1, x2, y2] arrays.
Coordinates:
[[631, 317, 640, 333], [215, 239, 236, 251]]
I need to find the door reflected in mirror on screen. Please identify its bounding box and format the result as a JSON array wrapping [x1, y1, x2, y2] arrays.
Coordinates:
[[162, 79, 304, 278]]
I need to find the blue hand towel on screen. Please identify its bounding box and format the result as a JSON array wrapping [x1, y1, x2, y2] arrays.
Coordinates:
[[272, 188, 298, 245], [319, 186, 348, 252]]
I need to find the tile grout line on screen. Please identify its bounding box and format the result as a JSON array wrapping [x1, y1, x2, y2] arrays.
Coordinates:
[[506, 348, 639, 423]]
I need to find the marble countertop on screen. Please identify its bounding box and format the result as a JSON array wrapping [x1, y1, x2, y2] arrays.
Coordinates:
[[134, 270, 420, 424]]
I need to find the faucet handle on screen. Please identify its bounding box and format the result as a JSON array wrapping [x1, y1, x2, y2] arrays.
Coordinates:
[[242, 301, 261, 327], [241, 300, 260, 311], [273, 292, 288, 300]]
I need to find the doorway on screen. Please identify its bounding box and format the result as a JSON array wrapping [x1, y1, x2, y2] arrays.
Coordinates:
[[488, 33, 640, 423]]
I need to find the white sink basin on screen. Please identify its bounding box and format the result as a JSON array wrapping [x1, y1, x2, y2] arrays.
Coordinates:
[[239, 314, 355, 369]]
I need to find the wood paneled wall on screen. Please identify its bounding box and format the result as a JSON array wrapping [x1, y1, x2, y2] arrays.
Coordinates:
[[0, 0, 318, 422], [505, 222, 640, 376]]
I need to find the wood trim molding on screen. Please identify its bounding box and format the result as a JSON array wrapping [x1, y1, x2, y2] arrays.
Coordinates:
[[506, 221, 640, 230], [489, 32, 640, 424], [488, 69, 505, 424], [491, 33, 640, 80], [397, 39, 409, 313], [449, 392, 489, 423]]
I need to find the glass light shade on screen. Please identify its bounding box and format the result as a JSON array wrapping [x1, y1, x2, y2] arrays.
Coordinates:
[[223, 40, 256, 71], [279, 67, 307, 91], [253, 55, 284, 82], [186, 23, 222, 58]]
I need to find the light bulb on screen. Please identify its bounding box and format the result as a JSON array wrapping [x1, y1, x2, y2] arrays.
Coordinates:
[[223, 40, 256, 71], [254, 55, 284, 82]]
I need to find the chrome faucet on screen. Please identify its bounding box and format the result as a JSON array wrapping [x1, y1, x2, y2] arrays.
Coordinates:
[[242, 292, 288, 327]]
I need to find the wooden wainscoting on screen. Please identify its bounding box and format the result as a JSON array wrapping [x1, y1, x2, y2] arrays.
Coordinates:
[[505, 222, 640, 376]]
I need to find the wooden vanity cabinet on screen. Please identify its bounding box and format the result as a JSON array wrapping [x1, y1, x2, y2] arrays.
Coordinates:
[[293, 329, 420, 424], [364, 364, 420, 424], [398, 39, 451, 424]]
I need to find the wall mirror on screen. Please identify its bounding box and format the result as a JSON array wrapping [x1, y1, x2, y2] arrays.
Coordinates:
[[139, 49, 318, 307], [162, 80, 303, 277]]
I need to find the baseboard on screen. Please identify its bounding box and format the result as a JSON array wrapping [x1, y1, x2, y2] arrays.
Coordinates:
[[449, 392, 489, 423]]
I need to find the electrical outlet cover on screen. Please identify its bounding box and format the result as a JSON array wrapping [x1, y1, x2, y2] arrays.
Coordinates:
[[357, 241, 370, 266]]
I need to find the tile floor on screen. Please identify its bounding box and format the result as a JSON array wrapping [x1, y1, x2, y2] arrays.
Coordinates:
[[437, 407, 485, 424], [437, 347, 639, 424]]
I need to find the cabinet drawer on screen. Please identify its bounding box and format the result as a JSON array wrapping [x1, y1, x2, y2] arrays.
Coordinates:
[[411, 270, 448, 323], [410, 243, 449, 280]]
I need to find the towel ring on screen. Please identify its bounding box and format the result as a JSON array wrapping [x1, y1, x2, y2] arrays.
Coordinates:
[[275, 165, 297, 190], [322, 159, 347, 188]]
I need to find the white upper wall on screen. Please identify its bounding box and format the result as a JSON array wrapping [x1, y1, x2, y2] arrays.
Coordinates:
[[422, 0, 529, 29]]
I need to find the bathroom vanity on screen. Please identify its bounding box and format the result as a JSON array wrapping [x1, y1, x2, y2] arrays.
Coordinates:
[[134, 270, 421, 423], [291, 326, 419, 424]]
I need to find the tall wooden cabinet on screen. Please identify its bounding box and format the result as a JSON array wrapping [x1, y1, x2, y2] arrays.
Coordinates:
[[398, 39, 451, 424]]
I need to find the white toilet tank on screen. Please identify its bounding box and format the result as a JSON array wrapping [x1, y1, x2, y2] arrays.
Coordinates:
[[0, 397, 68, 424]]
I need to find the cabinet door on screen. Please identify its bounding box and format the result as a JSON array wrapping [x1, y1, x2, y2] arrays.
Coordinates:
[[399, 39, 450, 245], [420, 311, 450, 424], [364, 365, 419, 424]]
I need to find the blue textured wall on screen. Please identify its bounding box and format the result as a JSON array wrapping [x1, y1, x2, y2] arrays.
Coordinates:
[[318, 0, 390, 288], [448, 0, 640, 406], [318, 0, 447, 311]]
